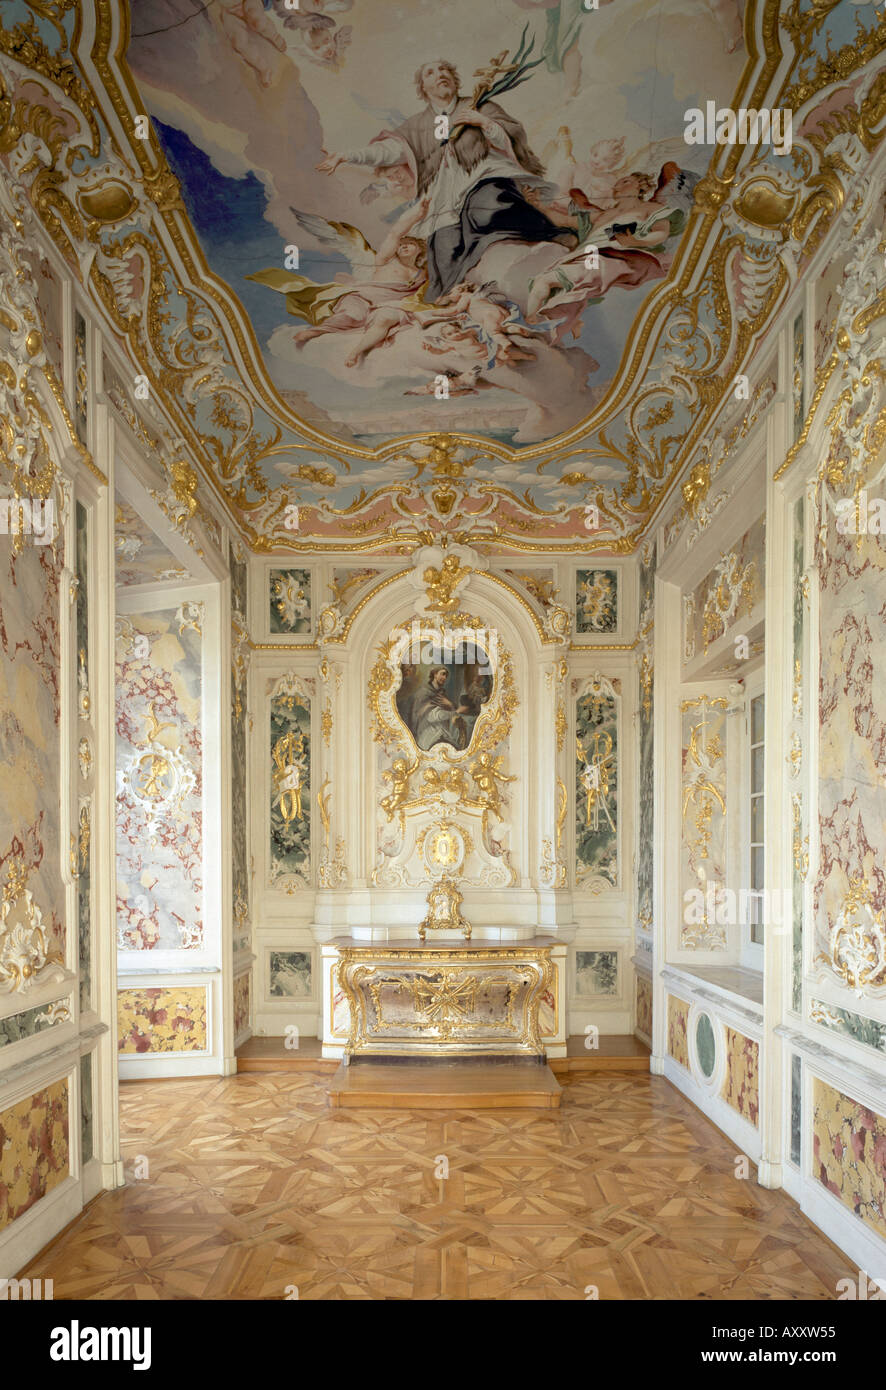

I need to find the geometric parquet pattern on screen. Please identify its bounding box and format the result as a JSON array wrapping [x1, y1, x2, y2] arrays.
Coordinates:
[[26, 1071, 853, 1299]]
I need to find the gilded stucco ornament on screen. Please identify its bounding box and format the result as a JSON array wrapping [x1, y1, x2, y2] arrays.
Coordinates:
[[418, 877, 471, 942], [369, 617, 517, 763], [0, 859, 64, 995], [827, 879, 886, 996]]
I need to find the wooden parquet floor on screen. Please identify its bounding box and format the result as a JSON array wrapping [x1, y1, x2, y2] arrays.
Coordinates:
[[25, 1070, 852, 1300]]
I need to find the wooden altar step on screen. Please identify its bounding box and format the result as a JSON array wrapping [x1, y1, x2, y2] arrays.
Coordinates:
[[548, 1034, 650, 1075], [327, 1058, 562, 1110], [236, 1036, 338, 1072]]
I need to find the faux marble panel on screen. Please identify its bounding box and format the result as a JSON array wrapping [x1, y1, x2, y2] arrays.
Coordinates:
[[637, 552, 654, 931], [790, 1053, 802, 1167], [0, 539, 64, 968], [270, 950, 312, 998], [791, 496, 804, 1012], [575, 950, 617, 997], [721, 1027, 759, 1126], [0, 999, 68, 1049], [234, 972, 250, 1037], [575, 683, 618, 887], [812, 1079, 886, 1239], [695, 1012, 716, 1078], [810, 999, 886, 1055], [117, 987, 207, 1053], [814, 517, 886, 991], [667, 995, 689, 1070], [80, 1053, 93, 1165], [115, 608, 203, 950], [575, 569, 617, 634], [792, 310, 805, 442], [0, 1079, 69, 1231], [231, 543, 250, 953], [269, 568, 311, 634], [635, 975, 652, 1038], [680, 698, 727, 949]]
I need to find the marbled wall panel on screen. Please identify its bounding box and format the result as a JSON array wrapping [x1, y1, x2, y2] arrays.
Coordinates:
[[575, 684, 618, 887], [791, 496, 805, 1013], [635, 975, 652, 1038], [231, 544, 250, 952], [810, 999, 886, 1055], [575, 950, 617, 997], [0, 999, 69, 1049], [117, 987, 207, 1053], [80, 1053, 93, 1165], [637, 550, 654, 932], [812, 1079, 886, 1239], [115, 608, 203, 950], [0, 1080, 69, 1231], [667, 995, 690, 1069], [680, 698, 727, 949], [0, 541, 64, 967], [721, 1028, 759, 1126], [234, 972, 250, 1037], [815, 520, 886, 990], [270, 950, 312, 998]]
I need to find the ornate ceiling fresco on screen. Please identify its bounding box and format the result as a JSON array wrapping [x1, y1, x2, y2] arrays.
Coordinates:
[[0, 0, 883, 553]]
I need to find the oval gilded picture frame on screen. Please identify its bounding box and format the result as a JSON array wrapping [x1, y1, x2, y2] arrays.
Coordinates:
[[369, 620, 516, 762]]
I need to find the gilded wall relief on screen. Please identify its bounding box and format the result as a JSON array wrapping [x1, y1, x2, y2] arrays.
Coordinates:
[[680, 697, 727, 949], [269, 567, 311, 635], [575, 569, 618, 635], [269, 673, 311, 888], [721, 1027, 759, 1125], [0, 1079, 69, 1231], [575, 950, 617, 998], [118, 986, 208, 1053], [371, 620, 517, 888], [269, 950, 312, 999], [73, 308, 88, 446], [574, 674, 619, 889], [115, 612, 204, 950], [684, 516, 764, 661], [2, 1, 881, 552], [667, 995, 689, 1070], [814, 495, 886, 997], [812, 1079, 886, 1240]]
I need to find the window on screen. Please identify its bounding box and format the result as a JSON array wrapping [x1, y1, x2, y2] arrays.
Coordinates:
[[748, 693, 765, 946]]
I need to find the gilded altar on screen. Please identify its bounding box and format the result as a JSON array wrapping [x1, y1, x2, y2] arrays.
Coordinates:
[[322, 938, 566, 1060]]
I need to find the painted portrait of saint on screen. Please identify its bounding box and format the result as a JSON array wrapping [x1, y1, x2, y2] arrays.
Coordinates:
[[396, 650, 493, 753]]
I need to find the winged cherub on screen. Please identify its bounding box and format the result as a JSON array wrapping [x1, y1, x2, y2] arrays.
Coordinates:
[[247, 198, 430, 368]]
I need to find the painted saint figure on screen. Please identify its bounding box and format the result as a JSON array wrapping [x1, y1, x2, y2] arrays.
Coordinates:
[[316, 59, 575, 300]]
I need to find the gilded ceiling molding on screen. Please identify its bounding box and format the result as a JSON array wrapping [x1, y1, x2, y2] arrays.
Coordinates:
[[1, 2, 882, 555]]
